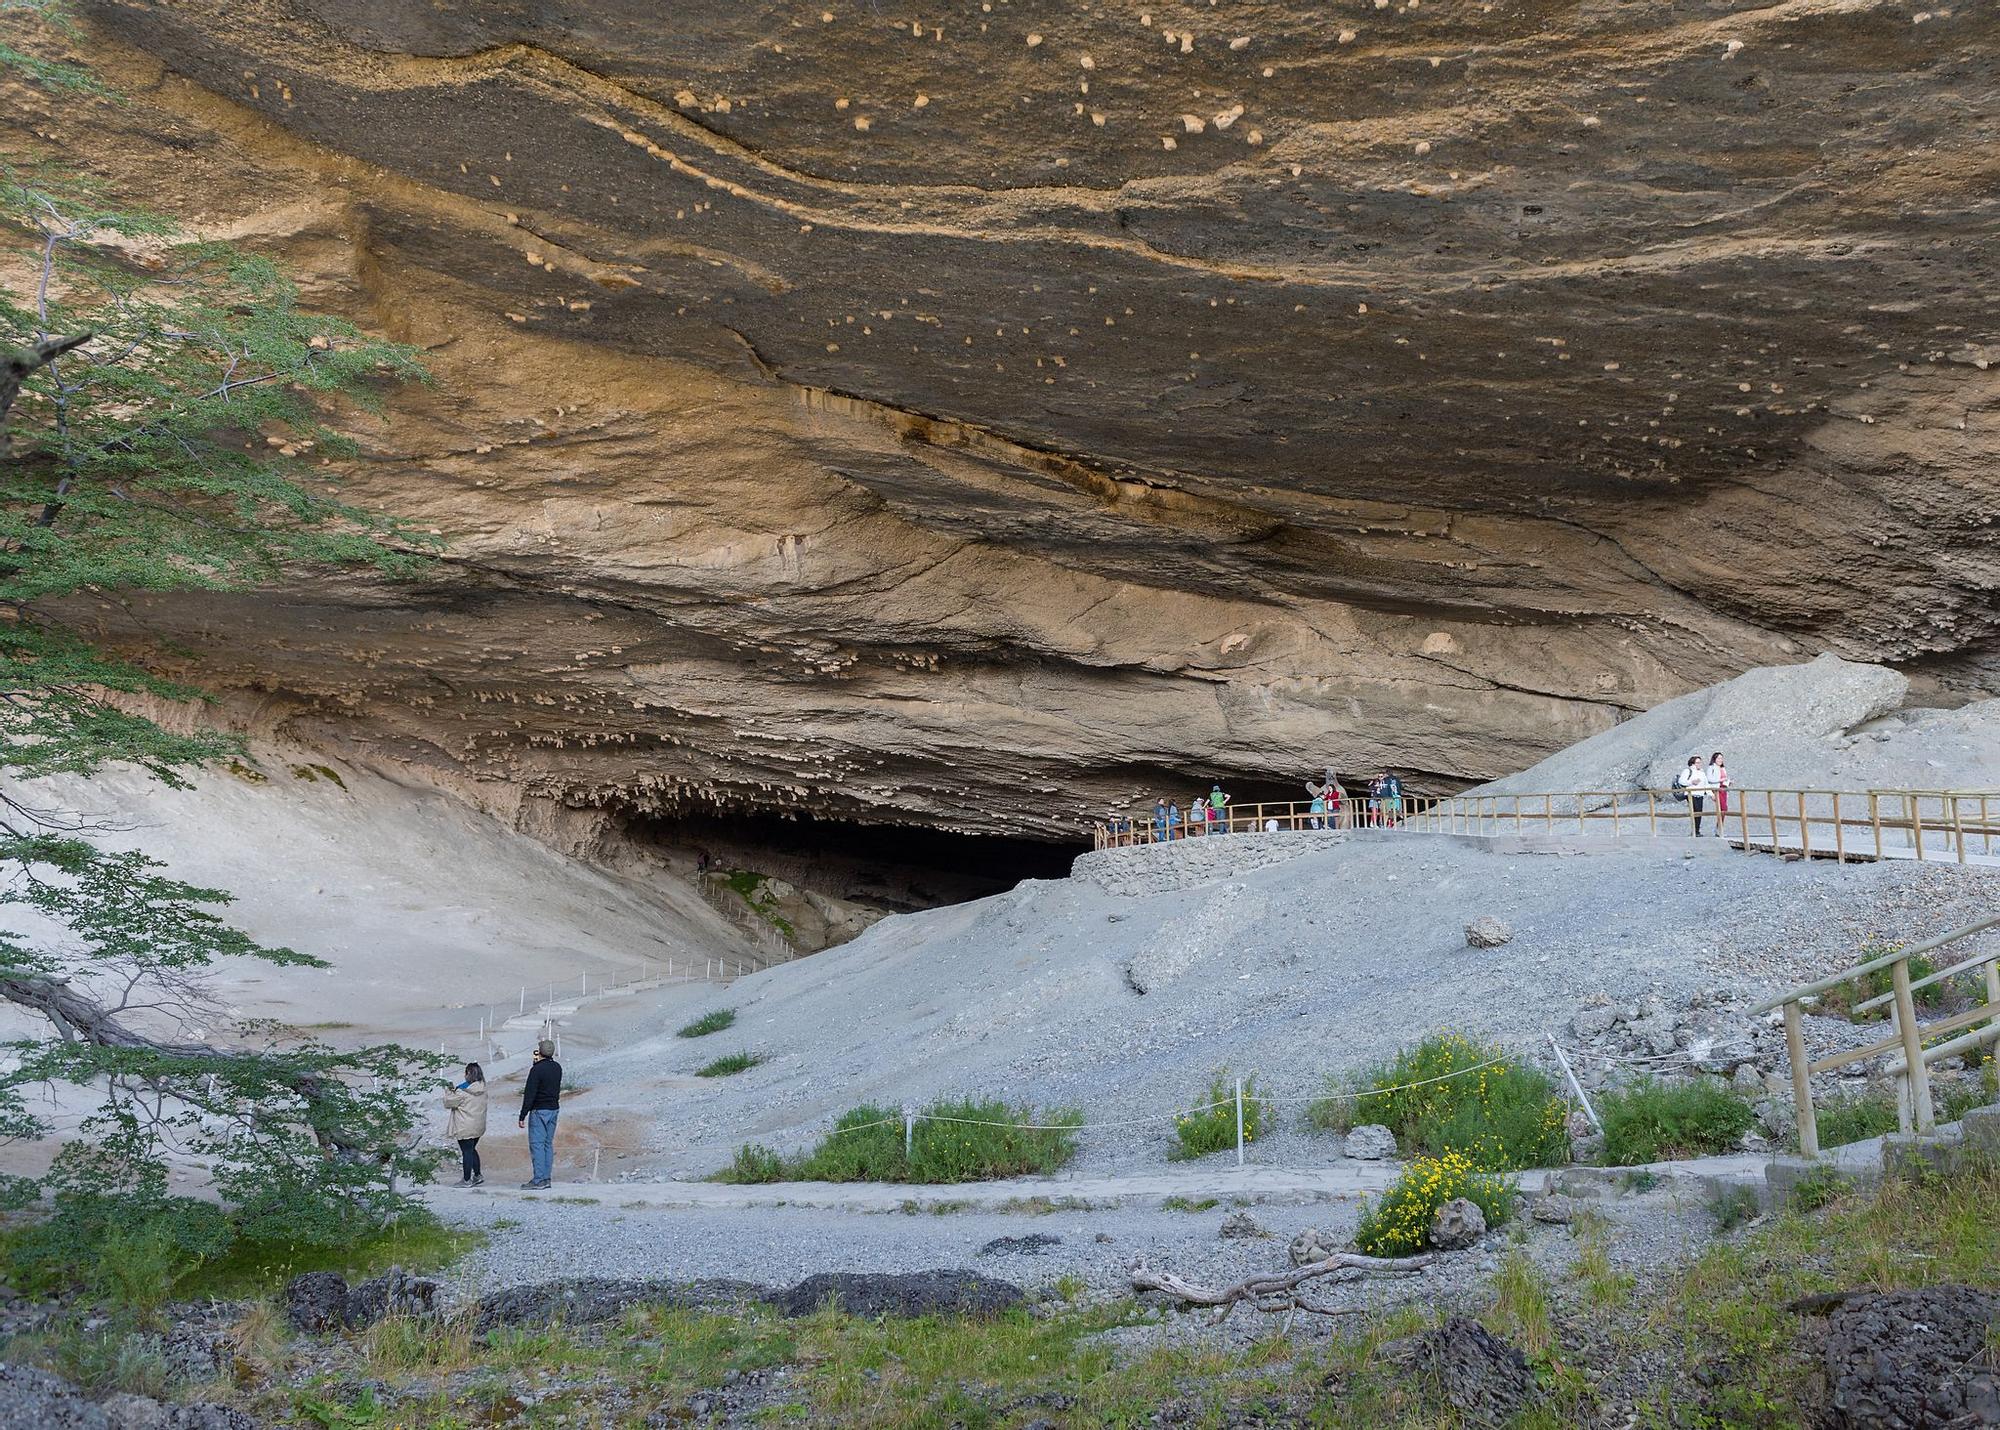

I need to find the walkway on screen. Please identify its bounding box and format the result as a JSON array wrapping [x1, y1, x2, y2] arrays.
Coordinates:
[[425, 1137, 1887, 1216], [1099, 785, 2000, 869]]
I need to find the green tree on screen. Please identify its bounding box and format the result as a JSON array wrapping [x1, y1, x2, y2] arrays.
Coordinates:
[[0, 154, 443, 1277]]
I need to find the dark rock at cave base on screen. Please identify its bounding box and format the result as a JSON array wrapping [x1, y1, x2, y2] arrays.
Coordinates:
[[1822, 1286, 2000, 1429], [283, 1266, 445, 1333], [0, 1362, 261, 1429], [979, 1233, 1062, 1257], [474, 1276, 761, 1331], [768, 1270, 1024, 1320], [1382, 1317, 1533, 1426]]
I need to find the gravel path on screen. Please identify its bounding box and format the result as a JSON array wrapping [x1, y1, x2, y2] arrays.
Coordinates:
[[435, 1173, 1726, 1348]]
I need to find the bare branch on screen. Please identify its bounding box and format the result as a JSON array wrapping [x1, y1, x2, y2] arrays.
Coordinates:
[[1130, 1250, 1436, 1319]]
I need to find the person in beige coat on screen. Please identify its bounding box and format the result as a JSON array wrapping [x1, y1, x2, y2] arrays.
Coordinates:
[[443, 1062, 488, 1186]]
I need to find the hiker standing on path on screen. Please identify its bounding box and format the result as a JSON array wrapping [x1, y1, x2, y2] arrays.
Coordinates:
[[1152, 797, 1169, 844], [1166, 799, 1183, 840], [443, 1062, 487, 1187], [1190, 795, 1209, 836], [1209, 784, 1230, 833], [1707, 752, 1730, 836], [518, 1039, 562, 1189], [1676, 756, 1711, 836]]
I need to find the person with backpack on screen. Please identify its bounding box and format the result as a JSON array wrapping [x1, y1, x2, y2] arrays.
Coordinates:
[[1674, 756, 1711, 836], [1208, 784, 1230, 834], [1190, 795, 1208, 836]]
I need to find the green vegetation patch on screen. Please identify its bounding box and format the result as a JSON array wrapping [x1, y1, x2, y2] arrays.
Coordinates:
[[695, 1051, 763, 1078], [677, 1008, 737, 1038], [715, 1098, 1081, 1185], [1312, 1032, 1570, 1171], [1353, 1151, 1517, 1257], [1596, 1077, 1755, 1165], [1171, 1069, 1265, 1161]]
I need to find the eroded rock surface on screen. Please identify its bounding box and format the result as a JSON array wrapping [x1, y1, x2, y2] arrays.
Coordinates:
[[12, 2, 1998, 846]]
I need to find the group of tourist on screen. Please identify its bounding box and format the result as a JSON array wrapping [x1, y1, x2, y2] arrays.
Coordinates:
[[439, 1037, 566, 1191], [1100, 755, 1733, 846], [1102, 769, 1408, 845], [1671, 751, 1732, 836]]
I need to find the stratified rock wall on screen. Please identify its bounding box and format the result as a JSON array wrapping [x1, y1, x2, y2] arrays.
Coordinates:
[[18, 0, 2000, 840]]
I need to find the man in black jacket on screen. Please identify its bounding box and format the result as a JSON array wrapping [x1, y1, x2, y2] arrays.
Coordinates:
[[517, 1039, 562, 1189]]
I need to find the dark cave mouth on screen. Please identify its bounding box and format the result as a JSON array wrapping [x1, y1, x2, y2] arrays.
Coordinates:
[[631, 809, 1086, 916]]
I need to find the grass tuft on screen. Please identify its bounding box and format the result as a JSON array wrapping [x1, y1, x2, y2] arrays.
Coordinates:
[[696, 1051, 762, 1078], [714, 1099, 1081, 1185], [677, 1008, 737, 1039]]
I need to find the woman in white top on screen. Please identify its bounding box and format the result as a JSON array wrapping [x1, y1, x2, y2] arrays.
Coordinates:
[[1706, 752, 1729, 837], [1675, 755, 1711, 837]]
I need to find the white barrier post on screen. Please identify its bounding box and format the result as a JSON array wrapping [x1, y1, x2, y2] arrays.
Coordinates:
[[592, 1148, 601, 1181], [519, 987, 525, 1014], [1234, 1078, 1245, 1167], [905, 1107, 916, 1161]]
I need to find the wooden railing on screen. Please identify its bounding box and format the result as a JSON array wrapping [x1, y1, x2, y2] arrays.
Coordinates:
[[1092, 787, 2000, 866], [1749, 914, 2000, 1156]]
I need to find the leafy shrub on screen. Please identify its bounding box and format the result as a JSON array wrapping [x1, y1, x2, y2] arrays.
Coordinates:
[[1171, 1070, 1265, 1161], [1353, 1151, 1516, 1256], [755, 1100, 1084, 1185], [1597, 1077, 1755, 1165], [790, 1104, 906, 1182], [677, 1009, 736, 1039], [905, 1098, 1082, 1183], [715, 1144, 785, 1185], [1302, 1080, 1355, 1135], [696, 1052, 762, 1078], [1812, 949, 1968, 1022], [1329, 1034, 1569, 1171]]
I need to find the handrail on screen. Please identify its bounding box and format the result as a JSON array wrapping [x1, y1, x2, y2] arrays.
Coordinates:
[[1747, 915, 2000, 1015], [1093, 785, 2000, 869], [1851, 929, 2000, 1015], [1741, 912, 2000, 1158]]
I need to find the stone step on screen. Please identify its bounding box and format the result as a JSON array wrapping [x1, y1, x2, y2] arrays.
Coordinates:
[[1959, 1104, 2000, 1153]]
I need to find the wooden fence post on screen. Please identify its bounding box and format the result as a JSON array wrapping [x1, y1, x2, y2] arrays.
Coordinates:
[[1870, 792, 1881, 861], [1784, 1000, 1818, 1159], [1833, 792, 1844, 864], [1892, 957, 1935, 1133], [1911, 794, 1925, 863], [1798, 790, 1810, 859], [1952, 795, 1967, 865]]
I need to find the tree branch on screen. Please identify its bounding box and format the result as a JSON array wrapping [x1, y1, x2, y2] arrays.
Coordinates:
[[0, 332, 91, 453]]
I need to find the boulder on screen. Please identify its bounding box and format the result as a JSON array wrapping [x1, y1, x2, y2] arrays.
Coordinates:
[[343, 1268, 442, 1327], [1530, 1194, 1579, 1225], [769, 1271, 1023, 1319], [1429, 1198, 1488, 1251], [1465, 917, 1513, 949], [475, 1277, 757, 1331], [282, 1272, 350, 1334], [1288, 1228, 1338, 1267], [977, 1234, 1061, 1257], [1218, 1210, 1264, 1240], [0, 1364, 261, 1430], [1344, 1125, 1398, 1160], [1569, 1004, 1618, 1040], [1822, 1286, 2000, 1428], [1382, 1317, 1533, 1425]]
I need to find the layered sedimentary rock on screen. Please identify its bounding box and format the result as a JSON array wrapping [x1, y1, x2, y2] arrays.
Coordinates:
[[18, 0, 2000, 843]]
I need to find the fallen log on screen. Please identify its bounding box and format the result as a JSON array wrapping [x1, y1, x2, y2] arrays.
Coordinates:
[[1130, 1249, 1435, 1321]]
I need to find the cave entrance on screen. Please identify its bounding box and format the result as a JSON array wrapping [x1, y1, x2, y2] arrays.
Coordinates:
[[630, 809, 1085, 940]]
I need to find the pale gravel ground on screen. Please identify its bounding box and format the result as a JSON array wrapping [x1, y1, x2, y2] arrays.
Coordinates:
[[437, 1176, 1723, 1345], [534, 831, 2000, 1184]]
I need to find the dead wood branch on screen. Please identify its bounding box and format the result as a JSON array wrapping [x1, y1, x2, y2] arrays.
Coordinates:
[[1131, 1249, 1436, 1320]]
